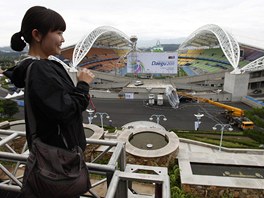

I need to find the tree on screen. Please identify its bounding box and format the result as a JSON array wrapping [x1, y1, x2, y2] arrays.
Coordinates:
[[0, 99, 19, 118]]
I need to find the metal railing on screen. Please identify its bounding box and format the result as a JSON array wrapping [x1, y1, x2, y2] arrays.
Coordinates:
[[105, 164, 170, 198], [0, 129, 170, 197]]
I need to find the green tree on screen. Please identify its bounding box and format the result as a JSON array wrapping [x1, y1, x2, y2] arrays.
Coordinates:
[[0, 99, 19, 118]]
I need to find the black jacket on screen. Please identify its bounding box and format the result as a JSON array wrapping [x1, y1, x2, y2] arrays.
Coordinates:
[[4, 58, 89, 151]]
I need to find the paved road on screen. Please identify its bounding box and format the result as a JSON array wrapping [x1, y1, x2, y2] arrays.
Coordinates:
[[81, 98, 251, 131]]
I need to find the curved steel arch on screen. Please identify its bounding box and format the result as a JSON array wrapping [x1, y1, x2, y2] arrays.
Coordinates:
[[179, 24, 240, 70], [232, 55, 264, 74], [72, 26, 131, 67]]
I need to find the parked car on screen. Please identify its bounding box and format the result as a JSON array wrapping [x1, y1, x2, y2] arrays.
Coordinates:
[[253, 89, 262, 94], [134, 80, 144, 86]]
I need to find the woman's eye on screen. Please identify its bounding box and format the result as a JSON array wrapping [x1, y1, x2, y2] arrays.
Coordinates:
[[57, 31, 63, 35]]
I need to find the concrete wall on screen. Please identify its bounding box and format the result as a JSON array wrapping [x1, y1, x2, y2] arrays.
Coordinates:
[[126, 151, 177, 167], [90, 90, 120, 99], [195, 92, 232, 102], [90, 89, 233, 102], [172, 71, 226, 84], [224, 72, 250, 101], [89, 90, 151, 99]]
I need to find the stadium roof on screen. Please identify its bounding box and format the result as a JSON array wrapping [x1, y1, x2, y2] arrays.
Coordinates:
[[72, 26, 132, 67], [178, 24, 240, 70]]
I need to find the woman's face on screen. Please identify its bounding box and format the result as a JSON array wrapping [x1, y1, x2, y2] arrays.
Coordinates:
[[40, 30, 65, 57]]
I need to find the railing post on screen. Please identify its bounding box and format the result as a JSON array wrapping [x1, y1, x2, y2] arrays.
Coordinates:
[[119, 142, 126, 171], [116, 179, 128, 198]]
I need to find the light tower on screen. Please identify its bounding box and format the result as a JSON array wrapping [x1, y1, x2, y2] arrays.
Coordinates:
[[130, 36, 138, 77], [130, 35, 138, 51]]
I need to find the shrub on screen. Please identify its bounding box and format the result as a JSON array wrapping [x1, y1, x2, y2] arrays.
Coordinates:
[[245, 108, 264, 128], [244, 129, 264, 144], [169, 165, 196, 198], [0, 99, 19, 118]]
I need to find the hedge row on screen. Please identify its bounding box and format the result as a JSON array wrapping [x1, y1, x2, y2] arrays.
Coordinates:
[[243, 129, 264, 144]]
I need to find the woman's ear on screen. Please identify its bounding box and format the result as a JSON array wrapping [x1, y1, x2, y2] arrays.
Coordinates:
[[32, 29, 42, 43]]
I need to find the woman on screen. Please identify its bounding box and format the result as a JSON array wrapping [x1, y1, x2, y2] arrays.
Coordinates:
[[4, 6, 94, 197]]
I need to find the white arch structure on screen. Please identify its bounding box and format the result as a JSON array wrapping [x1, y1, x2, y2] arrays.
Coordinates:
[[178, 24, 240, 71], [72, 26, 132, 67], [234, 55, 264, 74]]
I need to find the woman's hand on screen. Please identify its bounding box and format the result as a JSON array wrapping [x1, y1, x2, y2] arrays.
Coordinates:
[[77, 68, 95, 84]]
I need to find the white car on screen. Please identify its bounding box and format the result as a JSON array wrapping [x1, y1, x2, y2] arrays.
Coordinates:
[[134, 80, 144, 86]]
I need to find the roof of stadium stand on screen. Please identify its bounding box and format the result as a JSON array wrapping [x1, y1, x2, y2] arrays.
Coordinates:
[[178, 24, 264, 74], [72, 26, 132, 67], [178, 24, 240, 71]]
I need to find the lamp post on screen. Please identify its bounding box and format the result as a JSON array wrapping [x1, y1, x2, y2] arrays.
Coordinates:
[[212, 123, 233, 151], [194, 112, 204, 131], [94, 112, 110, 128], [216, 89, 222, 101], [149, 114, 167, 124], [86, 109, 95, 124]]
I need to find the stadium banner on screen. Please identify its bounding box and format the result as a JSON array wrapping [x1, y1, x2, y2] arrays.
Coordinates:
[[127, 52, 178, 74]]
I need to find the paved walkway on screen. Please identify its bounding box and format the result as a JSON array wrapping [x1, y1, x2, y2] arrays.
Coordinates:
[[177, 138, 264, 190]]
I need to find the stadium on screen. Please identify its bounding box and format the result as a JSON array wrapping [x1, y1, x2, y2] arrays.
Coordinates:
[[59, 24, 264, 107], [1, 24, 264, 197]]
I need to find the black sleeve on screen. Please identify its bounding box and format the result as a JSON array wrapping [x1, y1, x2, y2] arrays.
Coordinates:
[[76, 81, 89, 95], [29, 61, 89, 124], [3, 67, 15, 81], [71, 81, 90, 111]]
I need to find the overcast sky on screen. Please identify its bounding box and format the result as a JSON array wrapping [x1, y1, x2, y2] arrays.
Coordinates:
[[1, 0, 264, 48]]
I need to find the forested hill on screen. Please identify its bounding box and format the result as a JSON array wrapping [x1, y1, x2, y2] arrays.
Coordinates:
[[0, 46, 27, 58]]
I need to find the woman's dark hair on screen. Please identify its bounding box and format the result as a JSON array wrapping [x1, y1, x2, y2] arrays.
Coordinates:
[[11, 6, 66, 51]]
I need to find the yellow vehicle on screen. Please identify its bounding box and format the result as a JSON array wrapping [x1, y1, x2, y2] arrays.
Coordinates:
[[178, 92, 254, 130]]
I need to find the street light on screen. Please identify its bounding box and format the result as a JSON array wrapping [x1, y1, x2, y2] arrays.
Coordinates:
[[216, 89, 222, 101], [149, 114, 167, 124], [94, 112, 110, 128], [194, 112, 204, 131], [212, 123, 233, 151], [86, 109, 95, 124]]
